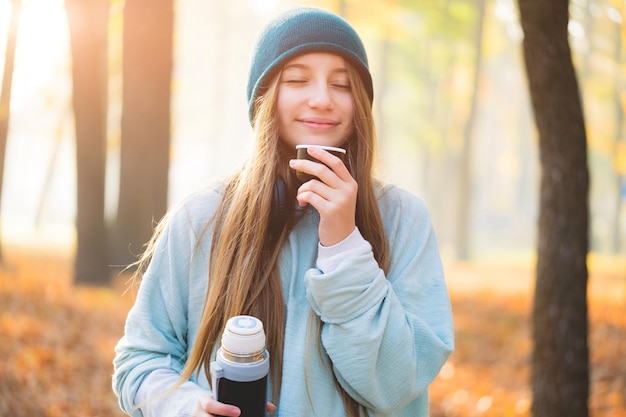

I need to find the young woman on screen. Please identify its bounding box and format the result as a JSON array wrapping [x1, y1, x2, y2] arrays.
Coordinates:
[[113, 6, 454, 417]]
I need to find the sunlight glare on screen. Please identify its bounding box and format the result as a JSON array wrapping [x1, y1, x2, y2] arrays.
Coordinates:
[[248, 0, 279, 12], [494, 0, 517, 23], [452, 390, 469, 406], [438, 362, 455, 380], [568, 19, 585, 39], [10, 0, 69, 108], [476, 395, 493, 412], [0, 0, 74, 248], [0, 1, 11, 74], [607, 7, 623, 24]]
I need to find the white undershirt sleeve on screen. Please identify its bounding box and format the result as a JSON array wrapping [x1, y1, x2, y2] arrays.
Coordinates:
[[135, 368, 211, 417], [316, 227, 371, 274]]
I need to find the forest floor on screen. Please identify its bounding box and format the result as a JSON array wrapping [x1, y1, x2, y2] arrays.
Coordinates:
[[0, 245, 624, 417]]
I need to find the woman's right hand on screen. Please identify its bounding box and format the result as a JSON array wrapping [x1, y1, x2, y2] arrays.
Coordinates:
[[194, 395, 240, 417], [194, 395, 277, 417]]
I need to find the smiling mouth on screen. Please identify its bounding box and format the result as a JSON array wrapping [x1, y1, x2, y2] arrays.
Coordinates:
[[298, 118, 339, 129]]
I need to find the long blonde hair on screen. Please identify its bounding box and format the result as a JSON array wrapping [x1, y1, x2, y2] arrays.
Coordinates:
[[136, 59, 390, 416]]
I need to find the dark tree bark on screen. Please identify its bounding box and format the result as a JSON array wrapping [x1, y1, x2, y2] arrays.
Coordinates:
[[0, 0, 21, 264], [66, 0, 110, 285], [112, 0, 173, 267], [518, 1, 590, 416]]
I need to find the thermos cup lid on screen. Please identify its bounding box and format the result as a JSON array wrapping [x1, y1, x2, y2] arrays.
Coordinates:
[[222, 315, 266, 355]]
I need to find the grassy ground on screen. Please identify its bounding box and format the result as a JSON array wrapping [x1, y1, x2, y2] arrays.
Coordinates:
[[0, 246, 624, 417]]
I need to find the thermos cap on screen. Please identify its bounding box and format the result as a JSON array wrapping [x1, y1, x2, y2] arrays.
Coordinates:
[[222, 315, 266, 355]]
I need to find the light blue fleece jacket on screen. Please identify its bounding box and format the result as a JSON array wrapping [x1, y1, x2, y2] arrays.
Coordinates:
[[112, 182, 454, 417]]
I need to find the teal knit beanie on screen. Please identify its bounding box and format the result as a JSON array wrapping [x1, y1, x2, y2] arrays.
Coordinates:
[[247, 7, 373, 124]]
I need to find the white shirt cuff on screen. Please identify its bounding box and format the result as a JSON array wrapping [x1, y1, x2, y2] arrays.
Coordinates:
[[316, 227, 371, 274], [136, 368, 211, 417]]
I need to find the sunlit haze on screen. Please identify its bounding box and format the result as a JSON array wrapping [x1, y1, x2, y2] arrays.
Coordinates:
[[0, 0, 623, 258]]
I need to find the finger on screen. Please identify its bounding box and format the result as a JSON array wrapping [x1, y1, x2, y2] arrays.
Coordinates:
[[306, 147, 351, 181], [199, 397, 241, 417], [290, 158, 330, 184], [296, 188, 333, 211], [297, 180, 335, 205], [267, 402, 277, 412], [298, 174, 357, 209]]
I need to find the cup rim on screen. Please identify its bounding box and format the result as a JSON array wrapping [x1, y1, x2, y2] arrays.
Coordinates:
[[295, 144, 346, 154]]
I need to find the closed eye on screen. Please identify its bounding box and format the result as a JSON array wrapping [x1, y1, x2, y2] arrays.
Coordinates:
[[283, 79, 308, 84], [331, 82, 351, 90]]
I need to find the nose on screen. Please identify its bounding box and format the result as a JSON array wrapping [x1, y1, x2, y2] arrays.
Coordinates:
[[308, 82, 333, 109]]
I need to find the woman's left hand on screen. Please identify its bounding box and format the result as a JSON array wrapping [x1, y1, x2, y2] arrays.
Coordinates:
[[290, 146, 357, 246]]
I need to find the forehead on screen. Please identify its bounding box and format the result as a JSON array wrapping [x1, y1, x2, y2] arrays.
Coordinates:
[[282, 52, 348, 70]]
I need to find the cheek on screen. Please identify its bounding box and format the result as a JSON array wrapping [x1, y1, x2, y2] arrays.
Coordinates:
[[275, 93, 287, 120], [276, 90, 299, 124], [343, 101, 355, 130], [275, 94, 292, 142], [275, 100, 291, 133], [339, 95, 355, 117], [276, 86, 299, 107]]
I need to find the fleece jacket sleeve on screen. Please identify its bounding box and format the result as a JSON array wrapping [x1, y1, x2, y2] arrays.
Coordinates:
[[304, 190, 454, 414]]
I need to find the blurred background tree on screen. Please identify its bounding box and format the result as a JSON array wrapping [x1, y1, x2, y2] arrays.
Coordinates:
[[66, 0, 109, 285], [112, 0, 173, 269]]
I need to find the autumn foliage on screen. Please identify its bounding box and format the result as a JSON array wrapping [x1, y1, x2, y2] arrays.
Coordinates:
[[0, 247, 133, 417], [0, 246, 624, 416]]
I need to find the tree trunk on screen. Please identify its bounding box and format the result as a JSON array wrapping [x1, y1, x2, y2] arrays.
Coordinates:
[[0, 0, 21, 264], [66, 0, 110, 285], [113, 0, 173, 267], [518, 1, 590, 416]]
